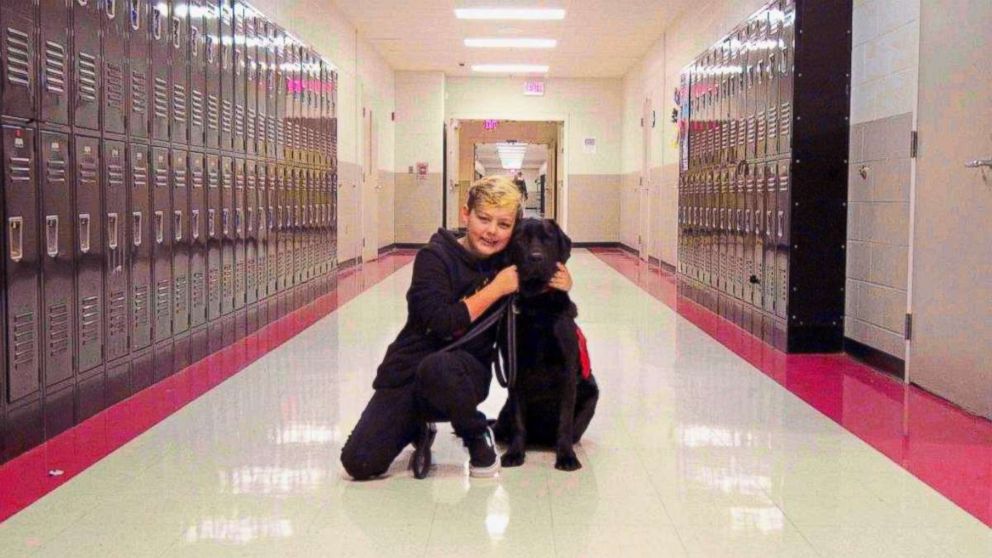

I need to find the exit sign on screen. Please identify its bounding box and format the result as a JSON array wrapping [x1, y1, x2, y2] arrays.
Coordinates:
[[484, 119, 498, 130], [524, 80, 545, 96]]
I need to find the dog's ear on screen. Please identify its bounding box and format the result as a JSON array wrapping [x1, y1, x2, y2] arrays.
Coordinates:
[[548, 219, 572, 263]]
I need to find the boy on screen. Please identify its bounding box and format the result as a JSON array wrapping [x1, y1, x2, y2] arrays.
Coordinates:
[[340, 175, 569, 479]]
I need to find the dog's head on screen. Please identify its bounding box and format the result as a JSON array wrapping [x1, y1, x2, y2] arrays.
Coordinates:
[[508, 218, 572, 297]]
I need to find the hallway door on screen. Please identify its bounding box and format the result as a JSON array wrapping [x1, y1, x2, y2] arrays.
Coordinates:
[[361, 100, 379, 262], [909, 2, 992, 418], [639, 98, 652, 261]]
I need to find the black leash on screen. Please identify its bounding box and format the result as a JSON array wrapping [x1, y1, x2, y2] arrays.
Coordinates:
[[440, 294, 518, 389]]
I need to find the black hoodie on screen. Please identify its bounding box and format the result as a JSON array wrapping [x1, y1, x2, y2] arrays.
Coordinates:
[[372, 228, 507, 389]]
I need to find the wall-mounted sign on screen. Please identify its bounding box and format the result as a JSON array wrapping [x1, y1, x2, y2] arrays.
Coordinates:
[[416, 162, 429, 180], [583, 137, 597, 154], [523, 80, 545, 96], [484, 119, 499, 130]]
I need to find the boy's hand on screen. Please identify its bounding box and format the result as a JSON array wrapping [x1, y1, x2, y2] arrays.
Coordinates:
[[491, 265, 519, 296], [550, 263, 573, 292]]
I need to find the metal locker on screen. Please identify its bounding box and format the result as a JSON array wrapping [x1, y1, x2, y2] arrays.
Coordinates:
[[149, 0, 171, 142], [734, 28, 747, 163], [766, 7, 782, 158], [754, 13, 770, 159], [775, 161, 790, 320], [127, 0, 151, 139], [75, 136, 104, 374], [266, 162, 278, 298], [744, 20, 758, 163], [71, 0, 100, 130], [169, 0, 189, 144], [733, 165, 745, 305], [204, 0, 220, 149], [105, 359, 130, 406], [127, 143, 152, 351], [278, 164, 291, 293], [763, 163, 777, 317], [255, 16, 269, 157], [244, 8, 258, 156], [752, 163, 766, 310], [104, 140, 128, 363], [188, 152, 206, 330], [779, 0, 796, 156], [1, 1, 38, 121], [743, 162, 756, 306], [171, 149, 190, 336], [38, 0, 71, 126], [219, 0, 233, 150], [102, 0, 128, 135], [293, 167, 304, 286], [220, 155, 234, 315], [232, 1, 247, 153], [256, 161, 268, 304], [233, 157, 246, 311], [271, 25, 284, 161], [188, 0, 207, 147], [3, 125, 41, 402], [40, 132, 74, 388], [244, 159, 258, 307], [204, 154, 222, 325], [266, 23, 279, 159], [150, 147, 172, 343]]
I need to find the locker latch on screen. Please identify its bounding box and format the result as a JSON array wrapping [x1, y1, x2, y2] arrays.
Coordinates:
[[208, 209, 216, 238], [174, 211, 183, 242], [78, 214, 91, 254], [154, 211, 164, 244], [46, 215, 60, 257], [191, 210, 200, 240], [132, 212, 142, 246], [108, 213, 119, 249]]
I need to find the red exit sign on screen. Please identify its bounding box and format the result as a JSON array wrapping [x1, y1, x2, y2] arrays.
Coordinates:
[[523, 80, 545, 96], [484, 119, 499, 130]]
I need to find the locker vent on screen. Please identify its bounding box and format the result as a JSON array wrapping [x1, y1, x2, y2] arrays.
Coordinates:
[[106, 63, 125, 109], [153, 77, 168, 118], [131, 71, 148, 114], [207, 269, 219, 303], [78, 52, 98, 101], [174, 276, 188, 314], [191, 89, 204, 128], [207, 95, 219, 130], [47, 303, 71, 357], [172, 84, 187, 122], [13, 311, 37, 367], [133, 285, 150, 327], [108, 161, 125, 188], [108, 290, 127, 356], [43, 41, 67, 93], [235, 104, 245, 137], [80, 296, 101, 345], [191, 272, 205, 308], [6, 27, 32, 87], [222, 100, 233, 133], [155, 280, 171, 321], [10, 156, 32, 182]]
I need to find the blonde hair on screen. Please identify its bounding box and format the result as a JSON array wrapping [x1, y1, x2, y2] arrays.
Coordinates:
[[466, 175, 523, 217]]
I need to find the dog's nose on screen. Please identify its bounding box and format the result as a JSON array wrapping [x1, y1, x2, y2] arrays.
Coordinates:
[[528, 251, 545, 263]]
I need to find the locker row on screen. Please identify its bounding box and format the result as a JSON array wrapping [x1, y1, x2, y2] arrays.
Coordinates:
[[682, 0, 795, 169], [0, 0, 337, 164], [677, 160, 791, 350], [1, 124, 339, 462]]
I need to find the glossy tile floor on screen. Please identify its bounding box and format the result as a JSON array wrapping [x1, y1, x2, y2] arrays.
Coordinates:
[[1, 251, 989, 557]]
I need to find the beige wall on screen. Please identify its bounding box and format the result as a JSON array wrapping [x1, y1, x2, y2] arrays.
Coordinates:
[[446, 77, 623, 242], [394, 72, 446, 244]]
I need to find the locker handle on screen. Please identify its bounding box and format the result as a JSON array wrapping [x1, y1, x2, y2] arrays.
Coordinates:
[[208, 209, 216, 238], [152, 6, 163, 40], [247, 208, 254, 232], [132, 212, 142, 246], [172, 17, 182, 49], [106, 0, 117, 19], [206, 36, 215, 63], [108, 213, 119, 249], [236, 208, 243, 235], [78, 214, 91, 254], [174, 211, 183, 242], [46, 215, 60, 258], [190, 27, 200, 58], [154, 211, 164, 244], [222, 209, 230, 235], [777, 211, 784, 239], [129, 0, 140, 31], [268, 206, 275, 230], [191, 210, 200, 240]]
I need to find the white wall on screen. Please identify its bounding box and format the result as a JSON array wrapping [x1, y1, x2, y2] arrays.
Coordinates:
[[445, 77, 623, 243], [394, 72, 446, 244]]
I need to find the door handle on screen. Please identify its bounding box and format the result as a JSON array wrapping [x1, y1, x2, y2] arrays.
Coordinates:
[[46, 215, 60, 257], [965, 158, 992, 168]]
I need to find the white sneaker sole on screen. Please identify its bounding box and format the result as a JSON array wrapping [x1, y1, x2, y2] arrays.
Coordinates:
[[469, 460, 500, 478]]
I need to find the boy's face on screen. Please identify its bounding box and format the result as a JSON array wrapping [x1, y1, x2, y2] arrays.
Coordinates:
[[460, 204, 517, 259]]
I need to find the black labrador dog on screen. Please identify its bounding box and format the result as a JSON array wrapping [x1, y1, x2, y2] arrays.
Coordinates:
[[494, 218, 599, 471]]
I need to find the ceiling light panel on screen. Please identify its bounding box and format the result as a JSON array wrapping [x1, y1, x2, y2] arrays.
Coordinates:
[[465, 38, 557, 48], [455, 8, 566, 21], [471, 64, 549, 74]]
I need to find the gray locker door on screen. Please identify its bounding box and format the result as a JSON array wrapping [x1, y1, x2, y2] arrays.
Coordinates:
[[39, 0, 70, 126], [3, 125, 41, 402], [188, 152, 207, 328], [150, 147, 172, 342], [103, 0, 128, 135], [245, 160, 258, 305], [40, 132, 74, 388], [75, 136, 105, 374], [127, 0, 151, 139], [266, 163, 278, 295], [219, 1, 233, 150], [220, 156, 234, 314], [272, 25, 284, 161], [205, 154, 222, 321], [149, 1, 171, 142], [104, 140, 129, 362], [1, 1, 38, 120], [72, 0, 101, 130], [245, 12, 259, 156], [204, 0, 221, 149], [233, 158, 246, 310], [775, 161, 790, 321], [188, 0, 207, 147], [169, 0, 189, 144], [128, 144, 152, 350], [171, 149, 190, 334], [778, 0, 796, 156], [232, 1, 247, 153]]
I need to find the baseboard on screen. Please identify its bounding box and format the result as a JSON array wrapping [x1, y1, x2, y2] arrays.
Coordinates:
[[394, 243, 426, 250], [378, 244, 397, 255], [844, 337, 905, 379], [338, 257, 359, 270], [618, 243, 638, 255]]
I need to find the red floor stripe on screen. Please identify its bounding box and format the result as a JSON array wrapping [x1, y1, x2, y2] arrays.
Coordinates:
[[0, 251, 415, 524], [589, 248, 992, 527]]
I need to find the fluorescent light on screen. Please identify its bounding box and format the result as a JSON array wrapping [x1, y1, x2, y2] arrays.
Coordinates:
[[455, 8, 565, 21], [497, 142, 527, 170], [471, 64, 549, 74], [465, 38, 557, 49]]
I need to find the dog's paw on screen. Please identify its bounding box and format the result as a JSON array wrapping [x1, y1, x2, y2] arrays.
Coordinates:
[[501, 451, 526, 468], [554, 454, 582, 471]]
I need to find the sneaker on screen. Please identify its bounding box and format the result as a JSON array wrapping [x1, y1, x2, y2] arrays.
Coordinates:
[[465, 426, 500, 478]]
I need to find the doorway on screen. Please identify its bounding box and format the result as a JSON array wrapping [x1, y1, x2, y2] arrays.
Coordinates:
[[474, 142, 550, 218]]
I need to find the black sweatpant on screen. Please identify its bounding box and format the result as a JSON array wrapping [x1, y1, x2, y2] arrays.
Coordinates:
[[340, 350, 492, 480]]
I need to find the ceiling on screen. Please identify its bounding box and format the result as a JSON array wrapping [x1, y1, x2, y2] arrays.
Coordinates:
[[332, 1, 696, 78], [476, 143, 549, 171]]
